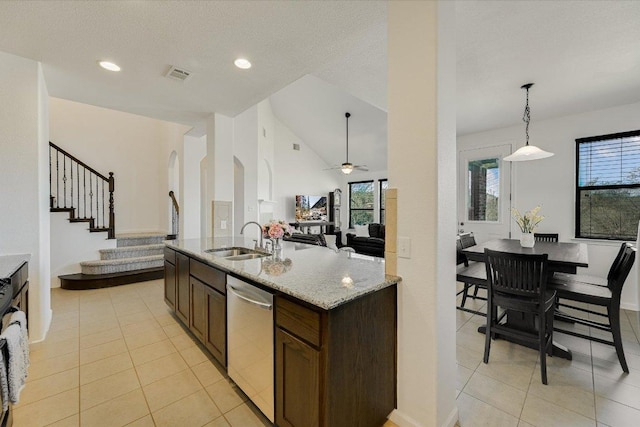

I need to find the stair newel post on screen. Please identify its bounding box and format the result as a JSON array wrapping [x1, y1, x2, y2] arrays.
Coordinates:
[[108, 172, 115, 239]]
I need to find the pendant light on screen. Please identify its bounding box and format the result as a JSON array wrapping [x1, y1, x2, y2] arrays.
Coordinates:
[[504, 83, 554, 162]]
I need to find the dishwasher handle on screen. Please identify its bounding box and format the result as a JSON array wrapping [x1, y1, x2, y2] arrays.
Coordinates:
[[227, 284, 273, 310]]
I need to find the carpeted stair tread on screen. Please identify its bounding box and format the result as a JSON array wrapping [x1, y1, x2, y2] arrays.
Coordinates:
[[80, 254, 163, 275], [116, 232, 167, 247], [99, 244, 164, 260]]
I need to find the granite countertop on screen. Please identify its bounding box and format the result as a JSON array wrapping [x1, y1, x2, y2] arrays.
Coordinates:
[[0, 254, 30, 279], [166, 237, 400, 310]]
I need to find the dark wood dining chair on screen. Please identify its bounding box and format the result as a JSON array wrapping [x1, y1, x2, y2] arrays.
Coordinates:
[[550, 243, 636, 373], [534, 233, 559, 243], [553, 242, 627, 288], [484, 249, 555, 384], [457, 233, 486, 309], [456, 239, 487, 316]]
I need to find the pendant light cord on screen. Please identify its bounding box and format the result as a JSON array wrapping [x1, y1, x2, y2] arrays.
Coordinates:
[[523, 86, 531, 146], [345, 112, 350, 163]]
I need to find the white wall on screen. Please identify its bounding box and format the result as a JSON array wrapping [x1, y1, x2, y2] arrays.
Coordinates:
[[458, 101, 640, 310], [233, 106, 260, 239], [183, 135, 206, 239], [0, 51, 51, 342], [272, 107, 342, 225], [49, 98, 190, 234]]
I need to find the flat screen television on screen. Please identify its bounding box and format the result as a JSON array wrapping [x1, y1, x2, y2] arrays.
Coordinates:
[[295, 195, 327, 221]]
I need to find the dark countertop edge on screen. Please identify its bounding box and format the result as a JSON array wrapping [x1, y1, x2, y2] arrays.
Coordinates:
[[0, 254, 30, 279], [164, 242, 400, 311]]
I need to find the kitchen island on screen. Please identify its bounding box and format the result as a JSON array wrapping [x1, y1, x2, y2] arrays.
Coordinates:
[[164, 237, 399, 427]]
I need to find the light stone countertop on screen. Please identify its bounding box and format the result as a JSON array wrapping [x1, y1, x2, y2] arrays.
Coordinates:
[[0, 254, 30, 279], [165, 237, 400, 310]]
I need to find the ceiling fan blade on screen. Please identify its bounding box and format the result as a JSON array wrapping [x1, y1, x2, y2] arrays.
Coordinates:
[[354, 165, 369, 171], [323, 165, 342, 171]]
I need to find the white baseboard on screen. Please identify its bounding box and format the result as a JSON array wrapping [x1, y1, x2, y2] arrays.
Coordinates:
[[388, 407, 458, 427], [621, 302, 639, 312], [29, 308, 53, 344]]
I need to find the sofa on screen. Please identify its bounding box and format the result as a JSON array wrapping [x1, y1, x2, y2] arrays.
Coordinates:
[[346, 223, 385, 257], [284, 233, 326, 246]]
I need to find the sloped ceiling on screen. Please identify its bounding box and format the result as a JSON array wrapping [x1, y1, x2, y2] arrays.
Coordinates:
[[269, 75, 387, 173]]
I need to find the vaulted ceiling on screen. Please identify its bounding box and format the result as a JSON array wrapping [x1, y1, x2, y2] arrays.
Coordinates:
[[1, 1, 640, 170]]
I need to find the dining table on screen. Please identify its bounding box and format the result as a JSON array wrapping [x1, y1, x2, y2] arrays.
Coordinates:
[[461, 238, 589, 360]]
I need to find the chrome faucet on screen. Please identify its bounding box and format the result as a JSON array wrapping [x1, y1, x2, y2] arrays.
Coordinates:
[[240, 221, 263, 249]]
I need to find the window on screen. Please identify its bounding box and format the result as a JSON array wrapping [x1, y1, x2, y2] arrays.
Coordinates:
[[576, 130, 640, 240], [379, 179, 388, 225], [349, 180, 374, 227], [467, 158, 500, 222]]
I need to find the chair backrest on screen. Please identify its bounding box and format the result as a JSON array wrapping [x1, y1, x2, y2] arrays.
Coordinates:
[[608, 243, 636, 295], [459, 232, 476, 249], [534, 233, 559, 243], [484, 248, 549, 298], [607, 242, 629, 281], [456, 238, 468, 266]]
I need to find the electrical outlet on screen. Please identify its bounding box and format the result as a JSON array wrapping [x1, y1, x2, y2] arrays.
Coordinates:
[[398, 237, 411, 259]]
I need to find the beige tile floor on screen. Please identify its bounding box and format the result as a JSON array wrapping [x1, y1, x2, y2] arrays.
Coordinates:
[[16, 279, 640, 426], [456, 283, 640, 427], [15, 279, 272, 427]]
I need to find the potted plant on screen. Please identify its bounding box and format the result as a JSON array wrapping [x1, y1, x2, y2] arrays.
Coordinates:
[[511, 206, 544, 247]]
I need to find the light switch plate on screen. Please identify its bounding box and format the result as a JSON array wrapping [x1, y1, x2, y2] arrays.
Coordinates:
[[398, 236, 411, 259], [220, 220, 227, 230]]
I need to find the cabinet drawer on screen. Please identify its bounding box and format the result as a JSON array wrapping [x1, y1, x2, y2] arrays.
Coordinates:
[[276, 297, 321, 347], [190, 259, 226, 294], [164, 247, 176, 264]]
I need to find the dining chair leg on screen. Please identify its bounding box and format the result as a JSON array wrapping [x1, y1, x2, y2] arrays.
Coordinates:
[[609, 304, 630, 373], [483, 295, 493, 364], [461, 283, 470, 307], [473, 285, 480, 299], [539, 313, 548, 385]]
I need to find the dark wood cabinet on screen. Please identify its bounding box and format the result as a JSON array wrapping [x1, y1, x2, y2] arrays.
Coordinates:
[[275, 285, 396, 427], [189, 277, 207, 342], [205, 285, 226, 366], [164, 260, 176, 310], [275, 328, 320, 427], [163, 249, 227, 367], [175, 251, 190, 324]]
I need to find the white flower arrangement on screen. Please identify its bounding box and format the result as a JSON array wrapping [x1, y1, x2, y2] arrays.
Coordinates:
[[511, 206, 544, 233]]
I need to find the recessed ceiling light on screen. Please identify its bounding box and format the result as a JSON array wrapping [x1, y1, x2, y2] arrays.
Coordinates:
[[98, 61, 121, 72], [234, 58, 252, 69]]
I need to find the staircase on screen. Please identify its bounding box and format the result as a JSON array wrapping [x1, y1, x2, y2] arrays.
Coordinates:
[[50, 142, 170, 290], [59, 233, 166, 290]]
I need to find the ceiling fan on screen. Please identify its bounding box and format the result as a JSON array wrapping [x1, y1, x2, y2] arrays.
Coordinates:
[[325, 112, 368, 174]]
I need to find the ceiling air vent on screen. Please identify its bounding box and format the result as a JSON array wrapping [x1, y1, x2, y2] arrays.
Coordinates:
[[165, 66, 192, 82]]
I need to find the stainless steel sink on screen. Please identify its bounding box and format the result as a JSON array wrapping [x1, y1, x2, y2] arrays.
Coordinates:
[[205, 247, 269, 260], [225, 253, 269, 261]]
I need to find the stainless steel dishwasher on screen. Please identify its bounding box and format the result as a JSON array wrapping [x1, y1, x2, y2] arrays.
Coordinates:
[[226, 276, 274, 422]]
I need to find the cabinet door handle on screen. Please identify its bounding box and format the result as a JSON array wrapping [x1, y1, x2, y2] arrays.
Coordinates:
[[227, 285, 273, 310]]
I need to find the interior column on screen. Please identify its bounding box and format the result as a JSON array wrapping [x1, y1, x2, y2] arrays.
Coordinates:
[[388, 1, 457, 426]]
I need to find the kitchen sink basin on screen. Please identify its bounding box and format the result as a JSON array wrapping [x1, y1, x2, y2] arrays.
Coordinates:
[[225, 253, 269, 261], [205, 247, 269, 260]]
